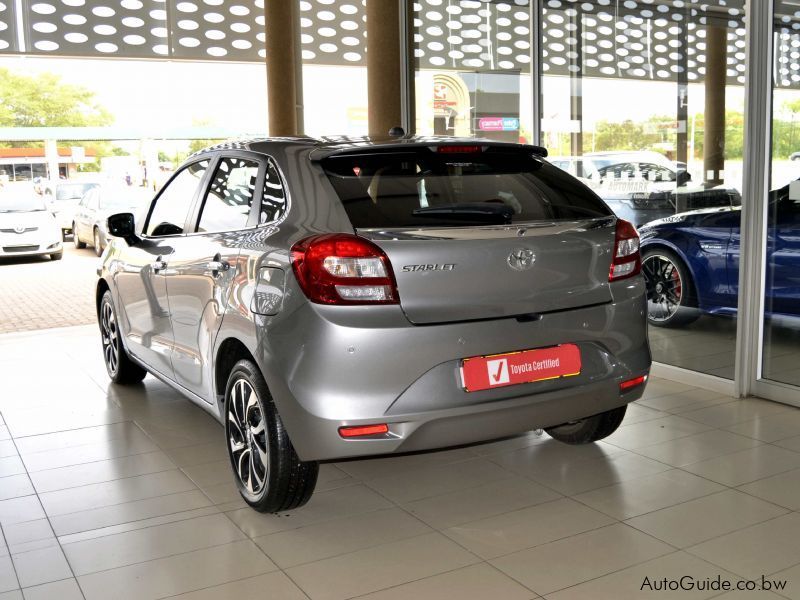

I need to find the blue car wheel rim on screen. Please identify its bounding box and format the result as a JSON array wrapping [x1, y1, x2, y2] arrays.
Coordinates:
[[643, 254, 683, 322]]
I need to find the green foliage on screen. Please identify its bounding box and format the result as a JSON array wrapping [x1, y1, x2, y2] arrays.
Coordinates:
[[0, 68, 112, 128]]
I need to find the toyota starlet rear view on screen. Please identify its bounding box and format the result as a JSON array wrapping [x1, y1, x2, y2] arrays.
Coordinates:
[[97, 136, 651, 512]]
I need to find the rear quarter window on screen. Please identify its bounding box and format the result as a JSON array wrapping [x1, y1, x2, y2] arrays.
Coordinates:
[[321, 148, 611, 229]]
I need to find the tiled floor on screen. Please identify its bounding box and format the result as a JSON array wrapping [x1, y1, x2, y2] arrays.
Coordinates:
[[0, 325, 799, 599]]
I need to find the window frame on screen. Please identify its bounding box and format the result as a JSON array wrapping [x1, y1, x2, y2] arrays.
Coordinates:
[[189, 151, 266, 235], [141, 157, 213, 239]]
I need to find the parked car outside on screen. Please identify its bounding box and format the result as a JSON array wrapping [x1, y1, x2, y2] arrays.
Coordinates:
[[73, 185, 151, 256], [42, 180, 101, 240], [97, 137, 651, 512], [638, 178, 800, 327], [0, 190, 62, 260], [549, 151, 741, 227]]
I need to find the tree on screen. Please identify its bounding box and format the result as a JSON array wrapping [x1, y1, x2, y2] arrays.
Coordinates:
[[0, 68, 112, 128]]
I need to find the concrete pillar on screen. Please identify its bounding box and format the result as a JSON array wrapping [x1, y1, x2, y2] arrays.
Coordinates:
[[366, 0, 403, 138], [44, 139, 59, 181], [265, 0, 302, 136], [703, 24, 727, 186]]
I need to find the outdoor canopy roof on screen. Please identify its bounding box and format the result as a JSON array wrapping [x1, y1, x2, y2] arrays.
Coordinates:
[[2, 0, 796, 87]]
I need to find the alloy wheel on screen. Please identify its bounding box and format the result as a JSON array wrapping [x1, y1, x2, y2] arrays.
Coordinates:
[[100, 300, 119, 375], [227, 379, 269, 497], [94, 229, 101, 253], [642, 254, 683, 323]]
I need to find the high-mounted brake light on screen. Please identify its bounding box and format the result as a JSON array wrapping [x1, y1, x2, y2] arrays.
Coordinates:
[[338, 423, 389, 438], [290, 234, 399, 305], [609, 219, 641, 282], [436, 145, 483, 154]]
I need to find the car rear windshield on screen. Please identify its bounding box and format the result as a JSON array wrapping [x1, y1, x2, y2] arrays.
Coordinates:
[[321, 148, 611, 229]]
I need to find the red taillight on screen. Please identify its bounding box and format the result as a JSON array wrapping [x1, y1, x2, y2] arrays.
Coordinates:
[[436, 145, 483, 154], [620, 374, 648, 392], [290, 233, 399, 305], [339, 423, 389, 438], [609, 219, 641, 282]]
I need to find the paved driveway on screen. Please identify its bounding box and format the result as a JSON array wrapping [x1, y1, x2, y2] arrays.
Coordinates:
[[0, 244, 100, 334]]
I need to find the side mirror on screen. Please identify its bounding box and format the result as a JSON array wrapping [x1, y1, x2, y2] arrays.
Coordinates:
[[676, 170, 692, 186], [107, 212, 139, 245]]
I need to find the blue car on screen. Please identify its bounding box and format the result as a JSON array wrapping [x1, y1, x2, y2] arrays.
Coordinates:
[[637, 180, 800, 327]]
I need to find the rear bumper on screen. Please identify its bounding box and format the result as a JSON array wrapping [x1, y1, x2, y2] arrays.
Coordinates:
[[258, 278, 651, 462]]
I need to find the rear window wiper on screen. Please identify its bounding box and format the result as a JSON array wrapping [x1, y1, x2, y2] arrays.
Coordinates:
[[412, 202, 515, 224]]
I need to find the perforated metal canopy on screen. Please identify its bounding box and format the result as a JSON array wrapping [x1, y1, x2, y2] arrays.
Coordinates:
[[0, 1, 794, 87]]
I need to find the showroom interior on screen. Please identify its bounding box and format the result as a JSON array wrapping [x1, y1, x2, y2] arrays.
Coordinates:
[[0, 0, 799, 598]]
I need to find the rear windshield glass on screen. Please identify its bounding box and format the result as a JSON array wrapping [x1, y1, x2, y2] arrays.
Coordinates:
[[321, 148, 611, 229]]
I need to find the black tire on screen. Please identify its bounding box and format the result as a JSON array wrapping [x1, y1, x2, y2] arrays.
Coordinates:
[[99, 290, 147, 384], [641, 248, 700, 328], [50, 251, 63, 261], [545, 405, 627, 445], [224, 359, 318, 512], [93, 228, 103, 257], [73, 224, 86, 249]]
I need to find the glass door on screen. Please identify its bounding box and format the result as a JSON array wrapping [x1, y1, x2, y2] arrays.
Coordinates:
[[758, 0, 800, 403]]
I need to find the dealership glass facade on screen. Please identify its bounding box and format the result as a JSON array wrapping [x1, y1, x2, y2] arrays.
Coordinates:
[[0, 0, 796, 401]]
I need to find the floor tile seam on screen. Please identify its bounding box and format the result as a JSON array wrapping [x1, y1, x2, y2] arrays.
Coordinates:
[[40, 483, 207, 522], [488, 534, 680, 598], [681, 540, 800, 581], [152, 571, 313, 600], [486, 519, 680, 567], [335, 452, 497, 482], [564, 478, 726, 523], [0, 419, 88, 599], [358, 465, 519, 506], [437, 517, 618, 562], [69, 537, 266, 580], [0, 522, 23, 594], [28, 462, 180, 496], [259, 527, 453, 572], [56, 506, 225, 549], [619, 439, 768, 471], [678, 458, 800, 489], [5, 417, 135, 442]]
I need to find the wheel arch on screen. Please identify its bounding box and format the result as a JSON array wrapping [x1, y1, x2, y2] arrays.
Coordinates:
[[96, 278, 110, 319], [640, 240, 701, 302], [214, 337, 259, 415]]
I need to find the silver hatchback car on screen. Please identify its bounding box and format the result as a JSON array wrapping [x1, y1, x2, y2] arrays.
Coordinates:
[[97, 136, 651, 512]]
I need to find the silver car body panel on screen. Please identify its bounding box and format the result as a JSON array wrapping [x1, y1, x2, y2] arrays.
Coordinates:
[[99, 137, 651, 462]]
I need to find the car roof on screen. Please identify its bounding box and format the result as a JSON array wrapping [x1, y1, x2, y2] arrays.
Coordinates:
[[188, 135, 548, 161]]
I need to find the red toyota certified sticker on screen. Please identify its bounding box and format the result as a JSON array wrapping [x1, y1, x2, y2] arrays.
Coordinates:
[[460, 344, 581, 392]]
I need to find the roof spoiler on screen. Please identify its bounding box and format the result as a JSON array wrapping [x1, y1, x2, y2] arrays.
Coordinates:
[[311, 141, 549, 161]]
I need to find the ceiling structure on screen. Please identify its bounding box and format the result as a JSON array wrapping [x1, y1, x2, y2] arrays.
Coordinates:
[[0, 0, 794, 87]]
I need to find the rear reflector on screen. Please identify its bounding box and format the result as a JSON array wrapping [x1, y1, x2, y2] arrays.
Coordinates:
[[620, 375, 648, 392], [338, 424, 389, 438], [436, 145, 482, 154]]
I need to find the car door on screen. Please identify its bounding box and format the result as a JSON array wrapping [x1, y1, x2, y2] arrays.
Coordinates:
[[81, 190, 99, 241], [113, 159, 211, 380], [167, 153, 264, 400]]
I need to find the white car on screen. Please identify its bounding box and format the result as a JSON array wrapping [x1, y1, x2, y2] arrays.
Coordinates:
[[0, 192, 63, 260], [43, 181, 100, 239], [73, 185, 150, 256]]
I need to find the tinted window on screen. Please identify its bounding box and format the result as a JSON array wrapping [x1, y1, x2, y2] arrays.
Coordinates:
[[260, 159, 287, 224], [146, 160, 208, 236], [196, 157, 259, 233], [322, 149, 610, 229]]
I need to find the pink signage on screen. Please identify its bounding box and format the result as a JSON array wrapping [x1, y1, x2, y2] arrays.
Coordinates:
[[478, 118, 504, 131]]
